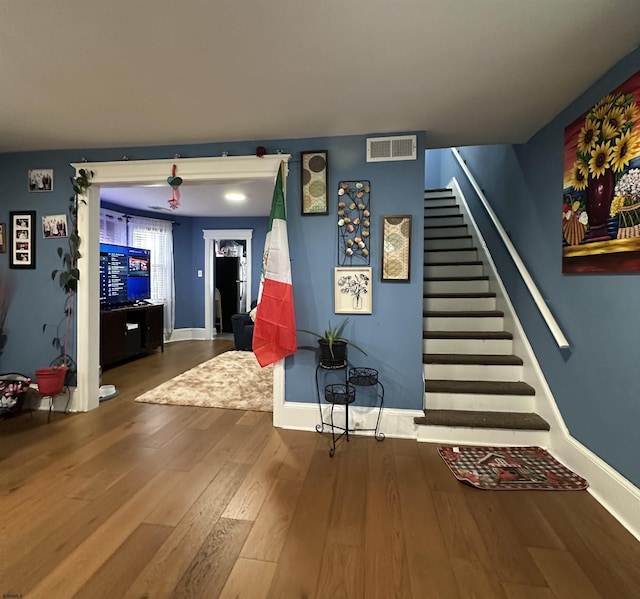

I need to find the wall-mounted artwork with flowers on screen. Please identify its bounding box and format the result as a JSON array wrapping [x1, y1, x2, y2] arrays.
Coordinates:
[[337, 181, 371, 266], [563, 70, 640, 273]]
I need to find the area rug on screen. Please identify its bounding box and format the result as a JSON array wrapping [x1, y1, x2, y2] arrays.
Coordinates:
[[134, 350, 273, 412], [438, 446, 588, 491]]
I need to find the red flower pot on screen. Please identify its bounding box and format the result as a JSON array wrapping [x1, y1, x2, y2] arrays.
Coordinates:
[[35, 366, 68, 396]]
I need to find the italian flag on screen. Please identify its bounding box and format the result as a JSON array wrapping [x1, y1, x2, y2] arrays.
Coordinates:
[[253, 162, 297, 367]]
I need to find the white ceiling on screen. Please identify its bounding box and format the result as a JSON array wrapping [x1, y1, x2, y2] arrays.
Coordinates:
[[100, 178, 276, 218], [2, 1, 639, 216]]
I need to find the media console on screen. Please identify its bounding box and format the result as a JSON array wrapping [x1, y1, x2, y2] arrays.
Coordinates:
[[100, 304, 164, 368]]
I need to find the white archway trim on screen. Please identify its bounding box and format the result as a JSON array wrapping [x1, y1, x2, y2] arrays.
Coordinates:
[[71, 154, 290, 414], [203, 229, 253, 340]]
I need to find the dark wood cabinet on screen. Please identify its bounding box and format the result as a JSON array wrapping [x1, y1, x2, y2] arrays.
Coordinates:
[[100, 304, 164, 368]]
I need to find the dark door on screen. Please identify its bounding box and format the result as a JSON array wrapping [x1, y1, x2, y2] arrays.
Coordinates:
[[215, 256, 240, 332]]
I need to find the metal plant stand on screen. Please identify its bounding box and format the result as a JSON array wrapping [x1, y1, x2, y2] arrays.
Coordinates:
[[315, 363, 385, 457]]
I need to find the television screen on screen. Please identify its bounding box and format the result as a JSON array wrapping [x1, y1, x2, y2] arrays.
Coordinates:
[[100, 243, 151, 306]]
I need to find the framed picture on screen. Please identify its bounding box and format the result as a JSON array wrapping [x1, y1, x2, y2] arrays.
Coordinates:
[[9, 211, 36, 269], [42, 214, 68, 238], [338, 180, 371, 266], [334, 266, 372, 314], [0, 223, 6, 253], [381, 215, 412, 281], [28, 168, 54, 192], [301, 150, 328, 215]]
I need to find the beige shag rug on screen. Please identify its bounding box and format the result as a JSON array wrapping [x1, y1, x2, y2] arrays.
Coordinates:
[[134, 350, 273, 412]]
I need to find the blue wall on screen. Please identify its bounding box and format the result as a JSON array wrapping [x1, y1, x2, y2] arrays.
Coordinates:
[[1, 133, 426, 410], [428, 47, 640, 487]]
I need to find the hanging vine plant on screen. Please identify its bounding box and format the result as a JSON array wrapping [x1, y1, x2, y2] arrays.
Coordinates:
[[44, 168, 93, 376]]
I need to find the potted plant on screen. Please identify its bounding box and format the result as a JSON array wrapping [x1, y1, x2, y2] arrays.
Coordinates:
[[298, 318, 367, 368], [37, 168, 93, 396]]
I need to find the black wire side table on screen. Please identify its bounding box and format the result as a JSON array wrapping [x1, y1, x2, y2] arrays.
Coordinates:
[[315, 363, 385, 457]]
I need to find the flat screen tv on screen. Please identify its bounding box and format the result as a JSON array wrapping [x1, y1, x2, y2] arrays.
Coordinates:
[[100, 243, 151, 307]]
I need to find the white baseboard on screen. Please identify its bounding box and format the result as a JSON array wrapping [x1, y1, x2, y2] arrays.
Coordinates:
[[551, 436, 640, 542], [167, 328, 209, 342], [277, 401, 423, 440]]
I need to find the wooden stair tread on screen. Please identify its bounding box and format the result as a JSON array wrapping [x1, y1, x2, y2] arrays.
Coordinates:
[[424, 234, 473, 240], [425, 248, 477, 253], [423, 353, 523, 366], [423, 331, 513, 340], [424, 260, 483, 266], [424, 379, 535, 395], [423, 310, 504, 317], [424, 292, 496, 298], [424, 275, 488, 281], [415, 409, 550, 431]]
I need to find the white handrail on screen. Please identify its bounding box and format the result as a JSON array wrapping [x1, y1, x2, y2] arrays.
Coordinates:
[[451, 147, 569, 349]]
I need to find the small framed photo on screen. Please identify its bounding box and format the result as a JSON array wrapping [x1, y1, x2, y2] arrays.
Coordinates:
[[9, 211, 36, 269], [0, 223, 6, 253], [334, 266, 372, 314], [301, 150, 328, 215], [381, 215, 412, 281], [42, 214, 68, 238], [28, 168, 54, 192]]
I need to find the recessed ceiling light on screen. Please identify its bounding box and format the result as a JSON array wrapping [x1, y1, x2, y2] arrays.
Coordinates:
[[225, 193, 246, 201]]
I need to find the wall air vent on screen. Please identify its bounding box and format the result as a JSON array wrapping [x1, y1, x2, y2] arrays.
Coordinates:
[[366, 135, 417, 162]]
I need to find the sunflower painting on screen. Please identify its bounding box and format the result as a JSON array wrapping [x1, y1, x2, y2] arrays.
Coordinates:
[[563, 69, 640, 273]]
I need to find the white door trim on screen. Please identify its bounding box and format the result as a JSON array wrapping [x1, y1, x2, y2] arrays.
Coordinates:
[[203, 229, 253, 340], [71, 154, 290, 413]]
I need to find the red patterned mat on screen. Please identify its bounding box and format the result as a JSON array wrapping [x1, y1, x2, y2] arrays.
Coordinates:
[[438, 446, 588, 491]]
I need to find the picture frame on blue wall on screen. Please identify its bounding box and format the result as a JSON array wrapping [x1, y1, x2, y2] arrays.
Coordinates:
[[0, 223, 6, 253], [9, 211, 36, 269], [301, 150, 329, 215], [334, 266, 372, 314], [381, 215, 412, 281], [28, 168, 54, 192]]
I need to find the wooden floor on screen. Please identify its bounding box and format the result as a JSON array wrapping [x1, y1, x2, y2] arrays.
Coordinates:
[[1, 340, 640, 598]]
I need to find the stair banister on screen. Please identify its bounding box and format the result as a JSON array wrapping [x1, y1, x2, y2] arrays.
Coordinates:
[[451, 147, 569, 349]]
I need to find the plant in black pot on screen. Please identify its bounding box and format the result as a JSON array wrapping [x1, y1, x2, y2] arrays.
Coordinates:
[[38, 168, 93, 396], [298, 318, 367, 368]]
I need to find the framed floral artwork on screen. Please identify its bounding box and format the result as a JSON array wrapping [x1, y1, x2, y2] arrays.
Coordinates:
[[301, 150, 328, 215], [337, 180, 371, 265], [562, 69, 640, 273], [381, 215, 412, 281], [9, 211, 36, 269], [334, 267, 372, 314]]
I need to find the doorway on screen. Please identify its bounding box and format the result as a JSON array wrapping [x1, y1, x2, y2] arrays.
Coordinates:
[[73, 155, 288, 415]]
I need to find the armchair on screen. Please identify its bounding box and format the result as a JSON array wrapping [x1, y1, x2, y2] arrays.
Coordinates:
[[231, 300, 258, 351]]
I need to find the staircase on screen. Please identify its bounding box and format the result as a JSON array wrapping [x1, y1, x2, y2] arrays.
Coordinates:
[[415, 188, 551, 445]]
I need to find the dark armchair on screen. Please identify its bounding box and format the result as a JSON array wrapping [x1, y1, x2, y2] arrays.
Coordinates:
[[231, 300, 257, 351]]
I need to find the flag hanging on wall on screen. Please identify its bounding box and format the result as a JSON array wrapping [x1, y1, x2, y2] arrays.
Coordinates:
[[253, 162, 297, 367]]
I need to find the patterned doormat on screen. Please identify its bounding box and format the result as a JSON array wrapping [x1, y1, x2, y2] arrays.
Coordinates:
[[438, 446, 588, 491]]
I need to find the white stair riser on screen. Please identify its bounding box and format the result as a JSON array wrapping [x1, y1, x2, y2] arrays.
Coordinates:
[[424, 392, 534, 412], [423, 296, 496, 311], [423, 363, 523, 381], [425, 206, 460, 218], [426, 215, 464, 227], [424, 249, 478, 263], [424, 279, 489, 293], [424, 264, 483, 277], [424, 316, 504, 331], [425, 237, 473, 250], [425, 226, 468, 238], [423, 337, 512, 354], [416, 425, 550, 446], [423, 197, 457, 208]]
